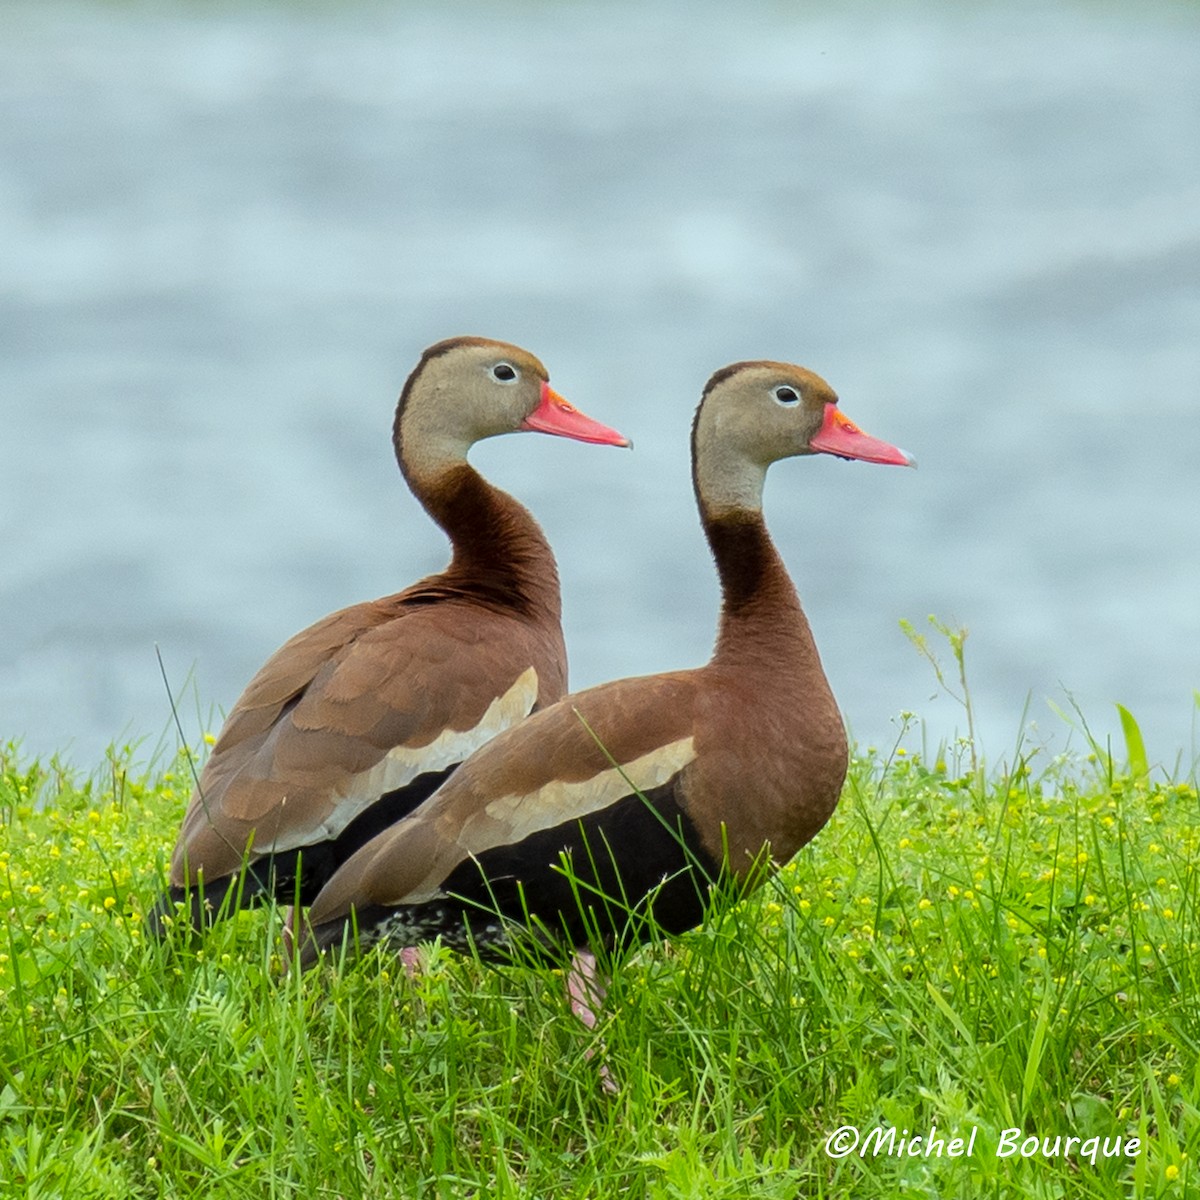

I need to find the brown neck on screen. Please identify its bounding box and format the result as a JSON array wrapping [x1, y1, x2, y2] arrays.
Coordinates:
[[703, 508, 823, 675], [692, 506, 848, 880], [409, 463, 562, 622]]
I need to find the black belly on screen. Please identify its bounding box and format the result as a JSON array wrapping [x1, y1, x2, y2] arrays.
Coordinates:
[[347, 780, 724, 962], [155, 763, 458, 931]]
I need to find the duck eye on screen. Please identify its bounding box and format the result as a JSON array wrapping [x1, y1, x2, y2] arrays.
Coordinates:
[[773, 385, 800, 406], [491, 362, 518, 383]]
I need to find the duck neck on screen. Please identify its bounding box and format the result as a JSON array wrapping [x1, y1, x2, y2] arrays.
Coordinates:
[[692, 432, 815, 669], [700, 501, 823, 680], [405, 459, 561, 623]]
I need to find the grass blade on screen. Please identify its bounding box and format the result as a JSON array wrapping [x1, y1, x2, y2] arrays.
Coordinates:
[[1116, 703, 1149, 778]]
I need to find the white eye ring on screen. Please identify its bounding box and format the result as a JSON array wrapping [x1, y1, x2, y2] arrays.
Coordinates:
[[490, 362, 519, 384], [772, 385, 801, 406]]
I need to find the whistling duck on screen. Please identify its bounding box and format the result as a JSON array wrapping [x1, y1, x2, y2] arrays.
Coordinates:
[[158, 336, 629, 928], [297, 361, 913, 992]]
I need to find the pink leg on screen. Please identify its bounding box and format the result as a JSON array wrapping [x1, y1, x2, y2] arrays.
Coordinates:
[[398, 945, 422, 976], [566, 949, 618, 1093], [566, 948, 607, 1028]]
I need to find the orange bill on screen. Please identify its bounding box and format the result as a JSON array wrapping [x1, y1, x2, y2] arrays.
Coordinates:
[[521, 383, 631, 448], [809, 404, 915, 467]]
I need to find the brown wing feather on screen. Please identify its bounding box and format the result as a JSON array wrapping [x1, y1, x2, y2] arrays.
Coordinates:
[[170, 595, 561, 886], [304, 670, 703, 926], [208, 601, 393, 747]]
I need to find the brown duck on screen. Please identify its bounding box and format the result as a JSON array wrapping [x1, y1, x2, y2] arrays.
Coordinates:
[[158, 336, 629, 928], [297, 360, 913, 1014]]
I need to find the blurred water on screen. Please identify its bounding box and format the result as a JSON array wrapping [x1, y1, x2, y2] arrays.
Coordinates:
[[2, 0, 1198, 771]]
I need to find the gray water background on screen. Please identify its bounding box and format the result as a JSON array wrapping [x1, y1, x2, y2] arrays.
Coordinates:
[[2, 0, 1198, 772]]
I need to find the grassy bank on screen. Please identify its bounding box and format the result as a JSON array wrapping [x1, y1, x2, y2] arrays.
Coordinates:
[[1, 719, 1198, 1199]]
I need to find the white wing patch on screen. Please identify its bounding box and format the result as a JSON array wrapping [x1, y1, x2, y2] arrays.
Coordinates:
[[467, 734, 696, 852], [394, 734, 697, 905], [269, 667, 540, 852], [388, 734, 700, 902]]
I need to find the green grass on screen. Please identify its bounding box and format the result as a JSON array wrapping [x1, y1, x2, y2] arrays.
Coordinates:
[[1, 717, 1198, 1199]]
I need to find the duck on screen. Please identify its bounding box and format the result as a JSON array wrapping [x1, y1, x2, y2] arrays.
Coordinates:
[[296, 359, 913, 1023], [158, 336, 630, 929]]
